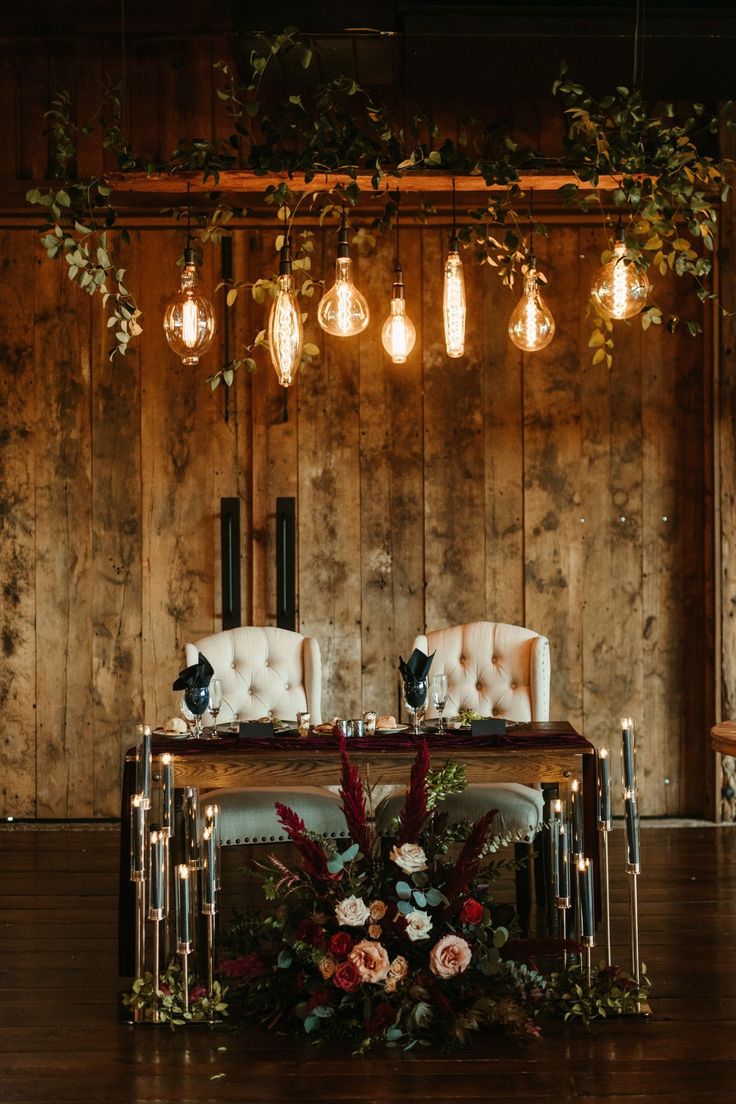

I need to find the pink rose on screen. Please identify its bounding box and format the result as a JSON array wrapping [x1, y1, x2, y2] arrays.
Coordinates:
[[349, 939, 391, 983], [429, 934, 472, 979]]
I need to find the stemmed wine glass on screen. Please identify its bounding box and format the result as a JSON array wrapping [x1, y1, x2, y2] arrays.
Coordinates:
[[182, 685, 209, 738], [432, 673, 448, 734], [403, 677, 427, 735], [209, 678, 223, 736]]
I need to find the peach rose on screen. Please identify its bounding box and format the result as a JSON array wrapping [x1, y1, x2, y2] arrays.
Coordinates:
[[389, 955, 409, 980], [429, 934, 472, 978], [369, 900, 387, 921], [368, 924, 382, 939], [384, 975, 397, 993], [389, 843, 428, 875], [335, 895, 370, 927], [318, 956, 337, 979], [349, 939, 391, 983]]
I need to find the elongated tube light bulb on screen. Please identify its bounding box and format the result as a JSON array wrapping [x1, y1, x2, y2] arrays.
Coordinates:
[[443, 235, 466, 358], [163, 247, 216, 365], [381, 267, 416, 364], [591, 237, 650, 320], [268, 241, 303, 387], [318, 215, 369, 337], [508, 258, 555, 352]]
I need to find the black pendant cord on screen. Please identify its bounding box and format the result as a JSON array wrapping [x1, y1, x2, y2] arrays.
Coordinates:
[[395, 188, 401, 271], [450, 178, 459, 252], [632, 0, 645, 91], [528, 187, 535, 266]]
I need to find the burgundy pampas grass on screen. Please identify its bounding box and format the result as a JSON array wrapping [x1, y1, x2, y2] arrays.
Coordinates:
[[442, 809, 498, 904], [396, 740, 431, 844], [339, 738, 374, 858], [274, 801, 334, 882]]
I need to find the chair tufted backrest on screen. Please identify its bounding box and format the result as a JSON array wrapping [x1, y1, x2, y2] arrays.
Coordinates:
[[185, 627, 322, 724], [412, 621, 550, 722]]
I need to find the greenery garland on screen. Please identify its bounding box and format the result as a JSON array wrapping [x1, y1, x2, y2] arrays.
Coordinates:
[[26, 28, 734, 381]]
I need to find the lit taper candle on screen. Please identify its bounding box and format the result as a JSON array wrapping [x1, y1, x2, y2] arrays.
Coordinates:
[[558, 814, 571, 902], [621, 717, 636, 792], [161, 753, 174, 838], [135, 724, 152, 809], [578, 857, 595, 940], [203, 826, 217, 912], [571, 778, 584, 858], [598, 748, 611, 829], [130, 794, 146, 881], [550, 798, 561, 900], [148, 828, 165, 917], [176, 863, 191, 948]]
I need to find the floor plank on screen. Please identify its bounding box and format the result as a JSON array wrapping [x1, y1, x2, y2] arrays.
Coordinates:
[[0, 823, 734, 1102]]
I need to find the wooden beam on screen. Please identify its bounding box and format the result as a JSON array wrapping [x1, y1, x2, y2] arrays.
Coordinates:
[[103, 169, 625, 195]]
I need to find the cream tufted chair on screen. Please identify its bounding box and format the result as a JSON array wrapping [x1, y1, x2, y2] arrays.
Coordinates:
[[186, 626, 322, 725], [185, 627, 346, 846], [379, 622, 550, 929], [413, 622, 550, 726]]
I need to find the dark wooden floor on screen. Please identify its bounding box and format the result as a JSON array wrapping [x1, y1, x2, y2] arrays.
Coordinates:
[[1, 824, 735, 1104]]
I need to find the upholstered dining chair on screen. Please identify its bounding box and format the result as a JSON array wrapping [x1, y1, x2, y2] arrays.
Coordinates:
[[184, 626, 346, 846], [380, 621, 551, 929]]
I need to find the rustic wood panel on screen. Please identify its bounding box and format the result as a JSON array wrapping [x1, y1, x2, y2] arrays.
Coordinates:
[[139, 229, 219, 726], [0, 230, 37, 816], [424, 228, 487, 631], [523, 230, 584, 731], [357, 225, 399, 715], [33, 240, 94, 818], [579, 226, 645, 756], [90, 231, 143, 817], [482, 252, 525, 625], [298, 231, 362, 719], [249, 231, 298, 629]]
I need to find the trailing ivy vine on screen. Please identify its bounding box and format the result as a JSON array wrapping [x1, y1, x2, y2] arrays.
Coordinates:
[[25, 30, 734, 380]]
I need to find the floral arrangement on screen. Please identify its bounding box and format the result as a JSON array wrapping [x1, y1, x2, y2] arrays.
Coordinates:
[[217, 739, 649, 1051]]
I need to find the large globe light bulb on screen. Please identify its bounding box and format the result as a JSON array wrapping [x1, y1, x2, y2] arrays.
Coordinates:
[[591, 238, 650, 320], [381, 268, 416, 364], [443, 235, 466, 358], [317, 216, 369, 337], [508, 261, 555, 352], [268, 241, 303, 387], [163, 248, 216, 365]]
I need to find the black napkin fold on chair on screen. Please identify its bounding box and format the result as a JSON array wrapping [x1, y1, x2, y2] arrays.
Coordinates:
[[399, 648, 434, 682], [172, 651, 214, 691]]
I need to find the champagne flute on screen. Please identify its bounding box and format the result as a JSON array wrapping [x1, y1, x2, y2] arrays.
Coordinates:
[[432, 673, 448, 734], [209, 678, 223, 736]]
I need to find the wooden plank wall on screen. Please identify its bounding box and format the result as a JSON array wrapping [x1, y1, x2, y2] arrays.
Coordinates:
[[0, 34, 717, 818]]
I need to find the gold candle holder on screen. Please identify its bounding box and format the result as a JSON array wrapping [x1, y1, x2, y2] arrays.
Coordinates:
[[176, 864, 192, 1015], [597, 747, 613, 966]]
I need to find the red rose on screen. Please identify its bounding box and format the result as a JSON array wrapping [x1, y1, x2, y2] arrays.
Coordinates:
[[329, 931, 353, 959], [459, 898, 484, 925], [296, 918, 326, 948], [333, 960, 362, 992]]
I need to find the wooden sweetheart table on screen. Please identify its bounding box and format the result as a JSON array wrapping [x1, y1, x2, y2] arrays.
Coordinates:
[[118, 721, 599, 975]]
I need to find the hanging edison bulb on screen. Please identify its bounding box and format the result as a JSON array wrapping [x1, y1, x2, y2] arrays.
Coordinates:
[[381, 267, 416, 364], [591, 237, 650, 320], [508, 255, 555, 352], [268, 240, 303, 387], [163, 247, 216, 365], [317, 213, 370, 337], [443, 234, 466, 358]]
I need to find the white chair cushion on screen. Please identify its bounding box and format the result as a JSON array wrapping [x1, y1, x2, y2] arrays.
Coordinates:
[[205, 788, 347, 845], [377, 784, 544, 844]]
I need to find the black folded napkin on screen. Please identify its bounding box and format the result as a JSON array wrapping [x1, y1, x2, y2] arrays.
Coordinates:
[[399, 648, 434, 682], [172, 651, 214, 691]]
